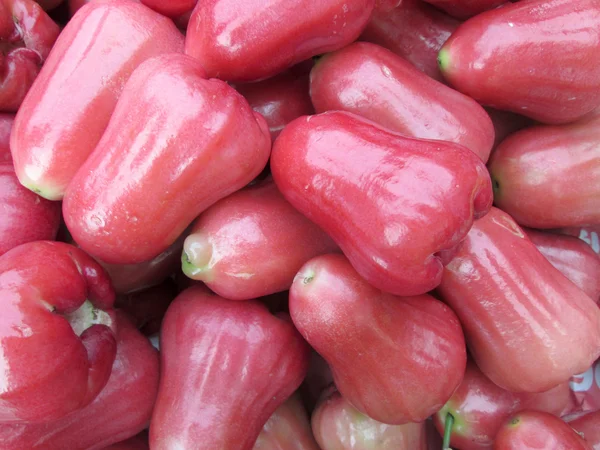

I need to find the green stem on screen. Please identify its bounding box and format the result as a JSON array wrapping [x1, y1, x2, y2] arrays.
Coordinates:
[[442, 413, 454, 450]]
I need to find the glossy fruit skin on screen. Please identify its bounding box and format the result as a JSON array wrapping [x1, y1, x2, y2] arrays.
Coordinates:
[[434, 360, 571, 450], [525, 229, 600, 302], [494, 410, 592, 450], [439, 0, 600, 124], [184, 0, 376, 82], [0, 241, 117, 423], [520, 382, 573, 419], [310, 42, 494, 161], [254, 392, 320, 450], [312, 388, 427, 450], [360, 0, 459, 82], [0, 0, 60, 112], [61, 223, 184, 295], [1, 139, 61, 256], [568, 410, 600, 450], [437, 207, 600, 393], [182, 180, 339, 300], [140, 0, 195, 16], [290, 253, 467, 424], [271, 111, 492, 297], [235, 69, 315, 141], [422, 0, 506, 19], [150, 286, 310, 450], [0, 313, 160, 449], [10, 0, 184, 201], [435, 360, 522, 450], [488, 112, 600, 228], [63, 53, 271, 265]]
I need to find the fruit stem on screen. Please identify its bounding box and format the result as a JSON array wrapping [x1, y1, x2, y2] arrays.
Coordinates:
[[442, 413, 454, 450]]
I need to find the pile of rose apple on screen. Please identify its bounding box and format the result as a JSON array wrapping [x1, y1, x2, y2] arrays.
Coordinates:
[[1, 0, 600, 448]]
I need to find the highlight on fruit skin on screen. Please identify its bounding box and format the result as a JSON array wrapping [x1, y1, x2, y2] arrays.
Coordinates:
[[289, 253, 467, 425], [433, 0, 600, 124], [493, 410, 592, 450], [5, 0, 600, 448], [311, 387, 427, 450]]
